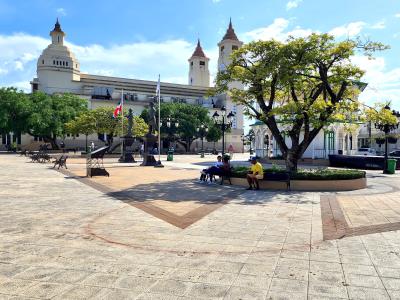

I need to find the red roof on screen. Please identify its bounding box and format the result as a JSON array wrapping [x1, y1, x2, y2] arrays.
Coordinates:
[[222, 18, 239, 41], [190, 39, 207, 58]]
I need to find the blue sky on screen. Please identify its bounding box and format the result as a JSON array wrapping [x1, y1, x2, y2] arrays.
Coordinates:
[[1, 0, 400, 111]]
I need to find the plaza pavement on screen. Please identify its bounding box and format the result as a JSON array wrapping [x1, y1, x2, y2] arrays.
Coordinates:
[[1, 154, 400, 299]]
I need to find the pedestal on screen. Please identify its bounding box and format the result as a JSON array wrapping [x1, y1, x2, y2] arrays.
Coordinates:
[[141, 133, 158, 166], [119, 136, 136, 163]]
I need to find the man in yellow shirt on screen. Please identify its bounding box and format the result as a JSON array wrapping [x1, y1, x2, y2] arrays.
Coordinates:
[[246, 157, 264, 190]]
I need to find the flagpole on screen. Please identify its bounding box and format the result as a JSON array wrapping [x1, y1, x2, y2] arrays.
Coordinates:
[[120, 89, 124, 155], [157, 75, 161, 163]]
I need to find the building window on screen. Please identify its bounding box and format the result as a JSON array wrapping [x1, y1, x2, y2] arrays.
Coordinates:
[[62, 61, 65, 66], [56, 61, 59, 65], [232, 45, 238, 50], [53, 60, 55, 65], [42, 60, 44, 64], [199, 61, 205, 66], [76, 64, 78, 68], [57, 36, 60, 43], [66, 62, 68, 66], [190, 61, 193, 66], [220, 46, 224, 52]]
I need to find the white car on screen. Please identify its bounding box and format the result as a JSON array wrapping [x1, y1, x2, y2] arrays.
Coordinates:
[[357, 148, 377, 156]]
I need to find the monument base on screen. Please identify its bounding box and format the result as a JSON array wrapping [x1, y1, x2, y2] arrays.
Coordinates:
[[118, 152, 136, 163]]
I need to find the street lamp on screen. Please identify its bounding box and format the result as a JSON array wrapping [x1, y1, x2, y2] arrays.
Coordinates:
[[212, 106, 235, 155], [240, 134, 246, 153], [247, 130, 255, 155], [164, 117, 179, 149], [374, 105, 400, 174], [196, 124, 208, 157]]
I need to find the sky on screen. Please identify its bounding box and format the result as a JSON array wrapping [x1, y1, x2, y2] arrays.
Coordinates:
[[1, 0, 400, 116]]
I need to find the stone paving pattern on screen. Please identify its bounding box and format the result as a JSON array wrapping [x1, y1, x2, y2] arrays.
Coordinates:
[[1, 155, 400, 299]]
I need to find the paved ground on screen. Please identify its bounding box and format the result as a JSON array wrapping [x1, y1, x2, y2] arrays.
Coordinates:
[[1, 154, 400, 299]]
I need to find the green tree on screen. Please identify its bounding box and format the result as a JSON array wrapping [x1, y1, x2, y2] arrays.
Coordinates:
[[142, 102, 214, 152], [214, 33, 390, 171], [28, 92, 88, 149], [67, 107, 148, 149], [0, 87, 31, 137], [205, 124, 222, 150]]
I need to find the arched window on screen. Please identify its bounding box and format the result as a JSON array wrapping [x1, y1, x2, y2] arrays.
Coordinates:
[[56, 61, 59, 65], [42, 60, 44, 64], [66, 62, 68, 66], [57, 36, 60, 43], [53, 60, 55, 65]]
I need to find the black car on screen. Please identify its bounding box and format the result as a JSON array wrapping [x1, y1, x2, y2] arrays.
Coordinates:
[[389, 150, 400, 157]]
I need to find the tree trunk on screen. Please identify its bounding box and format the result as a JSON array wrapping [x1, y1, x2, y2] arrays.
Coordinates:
[[43, 136, 59, 150], [285, 151, 298, 172]]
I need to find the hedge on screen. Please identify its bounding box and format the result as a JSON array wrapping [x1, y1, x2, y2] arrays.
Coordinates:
[[231, 166, 366, 180]]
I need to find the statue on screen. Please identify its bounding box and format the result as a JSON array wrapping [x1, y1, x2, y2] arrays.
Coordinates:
[[148, 101, 157, 134], [127, 108, 134, 137]]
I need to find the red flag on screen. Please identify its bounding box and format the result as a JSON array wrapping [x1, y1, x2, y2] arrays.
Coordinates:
[[113, 102, 122, 118]]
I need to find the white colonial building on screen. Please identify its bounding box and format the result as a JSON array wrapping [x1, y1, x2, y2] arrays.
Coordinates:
[[250, 120, 364, 160], [1, 19, 246, 151]]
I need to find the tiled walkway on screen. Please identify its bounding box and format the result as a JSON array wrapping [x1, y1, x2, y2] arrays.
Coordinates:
[[1, 155, 400, 299]]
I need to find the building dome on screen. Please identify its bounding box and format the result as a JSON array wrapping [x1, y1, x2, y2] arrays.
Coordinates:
[[36, 19, 80, 93]]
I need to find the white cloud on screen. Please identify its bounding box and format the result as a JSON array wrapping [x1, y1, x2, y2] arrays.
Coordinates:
[[371, 20, 385, 29], [329, 21, 366, 38], [286, 0, 302, 10], [212, 0, 221, 3], [352, 55, 400, 106], [395, 13, 400, 18], [244, 18, 314, 42], [56, 8, 67, 16], [0, 32, 218, 91]]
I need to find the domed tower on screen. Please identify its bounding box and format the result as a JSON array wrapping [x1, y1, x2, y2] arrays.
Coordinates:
[[36, 19, 81, 94], [188, 39, 210, 87]]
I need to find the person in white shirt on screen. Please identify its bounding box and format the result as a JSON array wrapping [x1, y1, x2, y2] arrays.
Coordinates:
[[200, 155, 222, 181]]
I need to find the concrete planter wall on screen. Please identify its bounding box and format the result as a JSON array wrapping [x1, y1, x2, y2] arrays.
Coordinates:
[[230, 177, 366, 191]]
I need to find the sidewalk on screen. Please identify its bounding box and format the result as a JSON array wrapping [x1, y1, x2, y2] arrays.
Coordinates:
[[1, 155, 400, 299]]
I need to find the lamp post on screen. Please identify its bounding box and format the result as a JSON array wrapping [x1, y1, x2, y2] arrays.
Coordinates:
[[212, 106, 235, 155], [196, 124, 208, 158], [164, 117, 179, 148], [247, 130, 255, 155], [374, 105, 400, 174], [240, 134, 246, 153]]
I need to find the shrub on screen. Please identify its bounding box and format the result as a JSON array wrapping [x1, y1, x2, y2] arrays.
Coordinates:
[[231, 166, 365, 180]]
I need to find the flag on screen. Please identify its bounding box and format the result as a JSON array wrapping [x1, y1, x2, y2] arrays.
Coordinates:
[[113, 102, 122, 118], [113, 90, 124, 118]]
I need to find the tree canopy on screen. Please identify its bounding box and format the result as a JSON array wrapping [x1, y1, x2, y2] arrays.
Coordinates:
[[141, 102, 222, 151], [214, 33, 391, 171], [66, 106, 148, 142], [0, 89, 88, 149]]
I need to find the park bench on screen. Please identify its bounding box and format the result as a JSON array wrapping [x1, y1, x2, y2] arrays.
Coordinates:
[[208, 168, 233, 185], [52, 155, 68, 169], [262, 172, 291, 190]]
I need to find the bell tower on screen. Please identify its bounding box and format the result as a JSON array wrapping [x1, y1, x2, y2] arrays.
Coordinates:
[[188, 39, 210, 87], [217, 18, 243, 74]]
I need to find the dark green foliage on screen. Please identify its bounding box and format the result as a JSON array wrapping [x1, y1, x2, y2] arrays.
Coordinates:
[[231, 165, 365, 180]]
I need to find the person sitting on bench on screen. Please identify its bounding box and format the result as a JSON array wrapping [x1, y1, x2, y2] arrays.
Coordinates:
[[199, 155, 223, 181], [247, 157, 264, 190]]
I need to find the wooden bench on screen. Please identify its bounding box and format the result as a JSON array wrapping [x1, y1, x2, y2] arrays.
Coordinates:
[[52, 155, 68, 169], [263, 172, 291, 190]]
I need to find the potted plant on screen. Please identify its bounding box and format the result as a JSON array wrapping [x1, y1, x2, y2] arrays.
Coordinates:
[[388, 135, 398, 144], [375, 137, 385, 145]]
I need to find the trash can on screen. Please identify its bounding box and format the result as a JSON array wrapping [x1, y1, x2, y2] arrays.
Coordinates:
[[167, 149, 174, 161], [200, 150, 205, 158], [387, 158, 397, 174]]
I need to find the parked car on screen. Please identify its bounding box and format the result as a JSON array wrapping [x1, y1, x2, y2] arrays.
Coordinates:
[[389, 150, 400, 157], [357, 148, 377, 156]]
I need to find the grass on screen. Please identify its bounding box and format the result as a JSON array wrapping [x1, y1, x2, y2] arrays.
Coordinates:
[[231, 165, 366, 180]]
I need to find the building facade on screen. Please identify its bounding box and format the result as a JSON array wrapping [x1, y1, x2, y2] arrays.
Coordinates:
[[1, 19, 246, 151]]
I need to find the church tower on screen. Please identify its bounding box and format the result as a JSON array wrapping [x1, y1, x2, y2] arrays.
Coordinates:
[[217, 19, 243, 75], [35, 19, 81, 94], [188, 39, 210, 87], [217, 19, 244, 141]]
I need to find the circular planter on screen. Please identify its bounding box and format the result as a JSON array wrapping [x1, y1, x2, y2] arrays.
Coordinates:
[[388, 137, 398, 144], [376, 138, 385, 145], [230, 177, 366, 191]]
